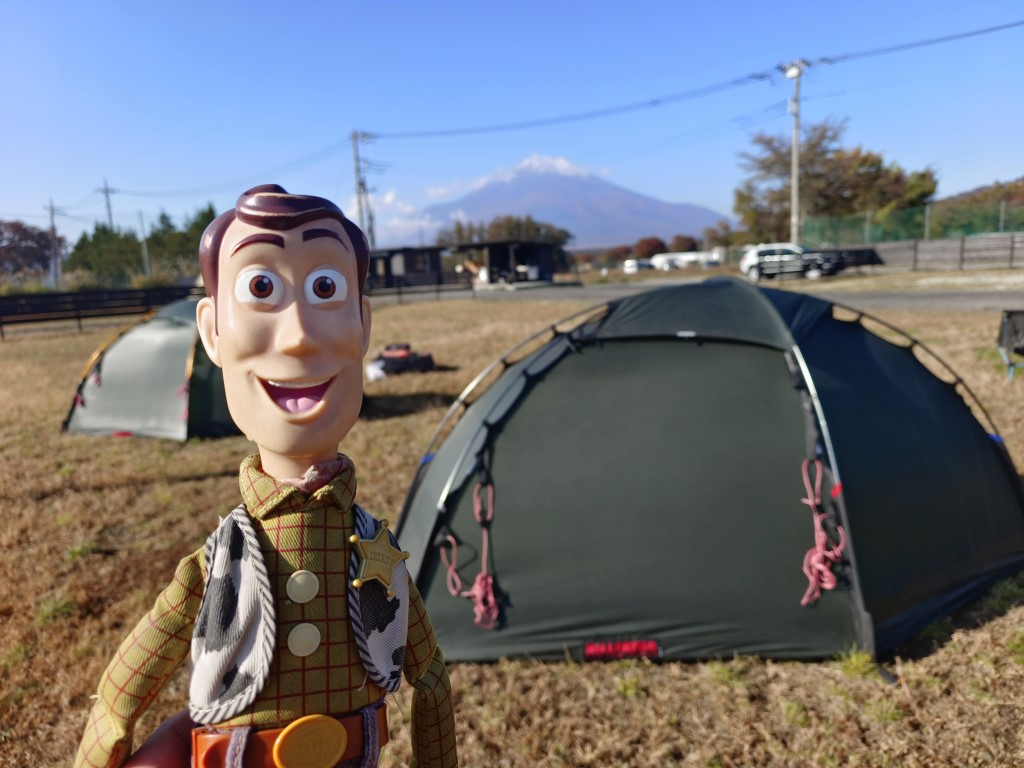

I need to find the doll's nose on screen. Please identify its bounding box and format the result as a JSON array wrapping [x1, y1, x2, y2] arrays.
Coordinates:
[[275, 302, 318, 355]]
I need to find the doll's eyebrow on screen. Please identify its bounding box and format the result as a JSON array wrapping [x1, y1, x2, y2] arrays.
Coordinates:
[[230, 233, 285, 256], [302, 228, 350, 252]]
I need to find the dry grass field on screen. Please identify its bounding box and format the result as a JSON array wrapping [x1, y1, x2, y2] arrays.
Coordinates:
[[2, 281, 1024, 767]]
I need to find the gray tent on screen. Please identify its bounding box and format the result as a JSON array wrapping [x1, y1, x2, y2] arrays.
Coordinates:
[[63, 298, 238, 440], [396, 277, 1024, 662]]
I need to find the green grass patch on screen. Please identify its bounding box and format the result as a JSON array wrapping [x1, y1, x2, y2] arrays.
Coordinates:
[[617, 673, 646, 698], [706, 659, 745, 686], [781, 700, 811, 727], [1, 643, 29, 672], [65, 540, 96, 562], [36, 592, 76, 626], [1007, 631, 1024, 664], [982, 574, 1024, 614], [3, 688, 26, 707], [864, 698, 904, 723], [836, 646, 876, 678]]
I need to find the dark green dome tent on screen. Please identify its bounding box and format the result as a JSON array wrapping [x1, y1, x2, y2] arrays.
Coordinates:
[[63, 298, 239, 440], [396, 277, 1024, 662]]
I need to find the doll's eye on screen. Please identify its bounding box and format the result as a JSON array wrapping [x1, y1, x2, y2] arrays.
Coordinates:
[[235, 269, 283, 306], [304, 269, 347, 305]]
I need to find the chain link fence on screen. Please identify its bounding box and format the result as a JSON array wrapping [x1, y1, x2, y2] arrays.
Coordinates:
[[803, 200, 1024, 247]]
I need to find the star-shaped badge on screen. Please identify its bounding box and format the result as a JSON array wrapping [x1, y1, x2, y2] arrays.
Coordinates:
[[350, 520, 410, 597]]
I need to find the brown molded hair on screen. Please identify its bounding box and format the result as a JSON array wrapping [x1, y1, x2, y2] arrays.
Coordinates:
[[198, 184, 369, 300]]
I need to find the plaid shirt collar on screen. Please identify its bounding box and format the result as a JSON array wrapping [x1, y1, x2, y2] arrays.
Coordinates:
[[238, 453, 357, 520]]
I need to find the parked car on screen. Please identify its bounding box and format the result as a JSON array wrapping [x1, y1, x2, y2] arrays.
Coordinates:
[[816, 247, 882, 271], [622, 258, 654, 274], [738, 242, 810, 281]]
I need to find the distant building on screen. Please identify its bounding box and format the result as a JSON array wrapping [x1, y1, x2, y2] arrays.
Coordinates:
[[367, 246, 445, 290], [449, 240, 567, 284]]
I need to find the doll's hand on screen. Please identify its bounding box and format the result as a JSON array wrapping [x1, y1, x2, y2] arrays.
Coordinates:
[[122, 708, 193, 768]]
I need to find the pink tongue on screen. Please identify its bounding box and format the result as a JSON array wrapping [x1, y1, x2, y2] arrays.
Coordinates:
[[264, 382, 329, 413]]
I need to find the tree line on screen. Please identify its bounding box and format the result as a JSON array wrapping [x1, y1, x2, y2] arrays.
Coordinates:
[[0, 206, 217, 291], [66, 206, 217, 286], [436, 215, 573, 247]]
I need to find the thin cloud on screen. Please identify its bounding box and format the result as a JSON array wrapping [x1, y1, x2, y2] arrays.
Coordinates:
[[427, 154, 593, 201], [364, 188, 446, 246]]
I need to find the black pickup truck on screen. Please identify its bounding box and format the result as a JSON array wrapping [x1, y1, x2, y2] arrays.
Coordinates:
[[808, 246, 883, 277]]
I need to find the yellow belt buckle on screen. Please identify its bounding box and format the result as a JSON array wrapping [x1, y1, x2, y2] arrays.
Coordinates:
[[272, 714, 348, 768]]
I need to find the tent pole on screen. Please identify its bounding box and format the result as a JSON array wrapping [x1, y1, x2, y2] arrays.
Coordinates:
[[789, 342, 875, 656]]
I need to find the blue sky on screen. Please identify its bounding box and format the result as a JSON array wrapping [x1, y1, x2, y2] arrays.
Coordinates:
[[3, 1, 1022, 249]]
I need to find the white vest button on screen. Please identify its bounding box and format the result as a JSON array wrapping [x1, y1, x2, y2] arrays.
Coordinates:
[[286, 570, 320, 603], [287, 623, 321, 657]]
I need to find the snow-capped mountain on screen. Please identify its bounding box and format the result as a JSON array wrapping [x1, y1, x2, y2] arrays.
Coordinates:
[[419, 155, 728, 248]]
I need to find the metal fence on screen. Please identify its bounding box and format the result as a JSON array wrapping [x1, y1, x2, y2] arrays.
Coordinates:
[[804, 200, 1024, 247], [0, 285, 205, 338], [364, 270, 474, 292], [363, 270, 476, 305], [0, 275, 476, 338]]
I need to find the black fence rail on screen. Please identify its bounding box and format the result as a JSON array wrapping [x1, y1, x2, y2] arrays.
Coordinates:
[[0, 273, 476, 338], [0, 286, 205, 339], [365, 272, 475, 303], [364, 271, 474, 292]]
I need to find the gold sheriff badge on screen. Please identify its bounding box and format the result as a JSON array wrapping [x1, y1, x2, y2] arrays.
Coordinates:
[[350, 520, 410, 597]]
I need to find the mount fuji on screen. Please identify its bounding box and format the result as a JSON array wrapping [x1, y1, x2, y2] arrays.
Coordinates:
[[419, 155, 729, 249]]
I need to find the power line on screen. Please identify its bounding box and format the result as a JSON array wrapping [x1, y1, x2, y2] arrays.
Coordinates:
[[117, 142, 350, 198], [817, 19, 1024, 65], [0, 211, 51, 221], [363, 19, 1023, 140], [60, 191, 103, 211], [58, 211, 105, 224], [19, 17, 1023, 214], [367, 72, 774, 139]]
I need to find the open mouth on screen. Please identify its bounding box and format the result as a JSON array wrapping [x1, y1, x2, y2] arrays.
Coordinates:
[[260, 377, 334, 414]]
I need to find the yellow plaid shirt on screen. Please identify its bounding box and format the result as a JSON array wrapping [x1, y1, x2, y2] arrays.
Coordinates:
[[74, 454, 457, 767]]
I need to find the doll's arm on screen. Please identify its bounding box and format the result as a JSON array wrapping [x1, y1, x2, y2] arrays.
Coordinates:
[[404, 578, 458, 768], [73, 553, 204, 768]]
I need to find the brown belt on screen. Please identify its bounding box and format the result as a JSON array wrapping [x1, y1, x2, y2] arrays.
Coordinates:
[[191, 706, 389, 768]]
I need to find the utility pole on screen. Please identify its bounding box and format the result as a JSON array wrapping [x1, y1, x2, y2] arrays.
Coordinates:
[[138, 211, 151, 276], [45, 199, 63, 290], [351, 131, 366, 233], [97, 178, 117, 229], [782, 60, 807, 244], [350, 131, 378, 249]]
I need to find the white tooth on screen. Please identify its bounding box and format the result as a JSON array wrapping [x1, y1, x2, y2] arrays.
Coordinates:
[[266, 378, 328, 388]]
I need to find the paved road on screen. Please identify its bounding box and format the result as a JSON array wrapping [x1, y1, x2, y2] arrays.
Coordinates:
[[469, 276, 1024, 314]]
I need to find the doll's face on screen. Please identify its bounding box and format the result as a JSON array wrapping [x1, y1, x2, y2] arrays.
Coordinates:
[[196, 217, 370, 470]]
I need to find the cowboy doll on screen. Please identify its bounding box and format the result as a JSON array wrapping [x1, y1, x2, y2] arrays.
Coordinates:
[[74, 185, 457, 768]]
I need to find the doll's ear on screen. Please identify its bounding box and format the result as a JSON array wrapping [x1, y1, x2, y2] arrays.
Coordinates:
[[196, 296, 222, 368], [360, 296, 372, 358]]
